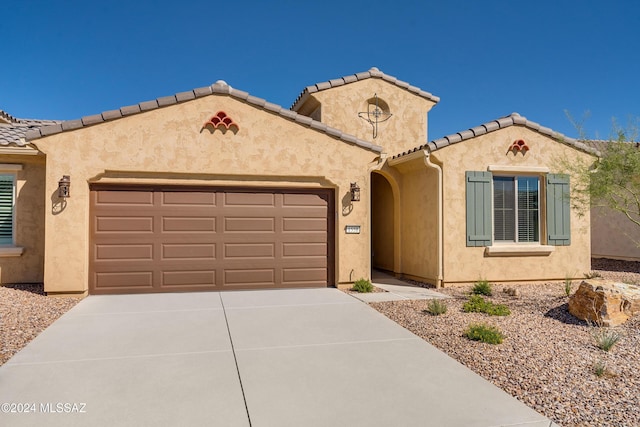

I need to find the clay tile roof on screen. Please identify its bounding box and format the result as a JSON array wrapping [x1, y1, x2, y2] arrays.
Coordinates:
[[584, 139, 639, 153], [391, 112, 600, 160], [290, 67, 440, 111], [25, 82, 382, 154], [0, 110, 59, 147]]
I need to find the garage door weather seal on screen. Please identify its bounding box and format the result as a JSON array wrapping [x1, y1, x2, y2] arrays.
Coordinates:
[[219, 293, 253, 427]]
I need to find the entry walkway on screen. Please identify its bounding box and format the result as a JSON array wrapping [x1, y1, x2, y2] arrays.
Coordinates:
[[350, 270, 450, 302], [0, 288, 556, 426]]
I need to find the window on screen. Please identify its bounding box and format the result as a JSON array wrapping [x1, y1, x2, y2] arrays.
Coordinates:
[[0, 174, 15, 245], [493, 176, 539, 243], [466, 171, 570, 249]]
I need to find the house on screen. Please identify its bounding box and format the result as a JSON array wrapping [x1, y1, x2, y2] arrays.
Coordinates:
[[0, 110, 58, 283], [2, 68, 597, 296]]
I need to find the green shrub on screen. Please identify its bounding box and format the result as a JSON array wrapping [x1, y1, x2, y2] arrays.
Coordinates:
[[463, 295, 511, 316], [424, 299, 448, 316], [593, 359, 607, 377], [563, 276, 573, 297], [472, 279, 493, 296], [464, 323, 504, 344], [352, 278, 373, 293], [584, 271, 602, 279], [591, 326, 621, 352]]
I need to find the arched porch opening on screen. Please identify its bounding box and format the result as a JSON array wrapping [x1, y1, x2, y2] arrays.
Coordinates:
[[371, 171, 396, 273]]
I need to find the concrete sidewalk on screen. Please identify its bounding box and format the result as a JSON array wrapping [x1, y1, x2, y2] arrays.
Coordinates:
[[351, 270, 451, 302], [0, 288, 556, 426]]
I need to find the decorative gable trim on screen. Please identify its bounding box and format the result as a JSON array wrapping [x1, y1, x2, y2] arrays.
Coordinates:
[[291, 67, 440, 111], [203, 111, 239, 133]]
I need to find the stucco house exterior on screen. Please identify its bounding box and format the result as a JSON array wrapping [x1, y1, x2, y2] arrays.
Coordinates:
[[1, 67, 598, 296]]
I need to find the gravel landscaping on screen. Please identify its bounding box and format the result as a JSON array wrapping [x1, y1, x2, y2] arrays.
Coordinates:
[[372, 258, 640, 427], [0, 285, 80, 366], [0, 259, 638, 426]]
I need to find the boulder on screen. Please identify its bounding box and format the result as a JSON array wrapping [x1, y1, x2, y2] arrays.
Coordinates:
[[568, 280, 640, 326]]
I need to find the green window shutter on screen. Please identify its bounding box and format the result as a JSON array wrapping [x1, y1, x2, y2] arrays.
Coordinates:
[[546, 174, 571, 246], [0, 175, 13, 245], [466, 171, 492, 247]]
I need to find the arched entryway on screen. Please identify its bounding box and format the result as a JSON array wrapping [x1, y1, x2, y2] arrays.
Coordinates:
[[371, 171, 395, 273]]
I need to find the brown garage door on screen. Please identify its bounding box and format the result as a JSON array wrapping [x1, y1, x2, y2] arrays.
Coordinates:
[[89, 186, 334, 294]]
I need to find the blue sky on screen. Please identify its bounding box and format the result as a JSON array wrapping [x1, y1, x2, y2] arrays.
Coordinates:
[[2, 0, 639, 141]]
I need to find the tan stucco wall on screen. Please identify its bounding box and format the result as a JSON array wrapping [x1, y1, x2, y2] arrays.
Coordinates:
[[435, 127, 595, 284], [592, 206, 640, 261], [300, 79, 436, 156], [34, 95, 378, 294], [390, 156, 440, 285], [0, 155, 45, 283]]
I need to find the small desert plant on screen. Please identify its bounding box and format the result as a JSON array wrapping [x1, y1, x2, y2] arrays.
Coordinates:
[[464, 323, 504, 344], [563, 276, 573, 297], [591, 326, 621, 351], [584, 271, 602, 279], [424, 299, 448, 316], [463, 295, 511, 316], [351, 278, 373, 293], [472, 279, 493, 296], [593, 359, 607, 377]]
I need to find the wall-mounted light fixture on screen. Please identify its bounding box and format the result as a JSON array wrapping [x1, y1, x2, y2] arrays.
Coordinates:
[[350, 182, 360, 202], [58, 175, 70, 199]]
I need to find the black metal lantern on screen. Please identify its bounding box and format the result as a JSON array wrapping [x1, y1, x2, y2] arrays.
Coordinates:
[[58, 175, 70, 199], [350, 182, 360, 202]]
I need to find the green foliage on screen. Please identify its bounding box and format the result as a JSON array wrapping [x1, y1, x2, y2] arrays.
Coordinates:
[[589, 141, 640, 231], [464, 323, 504, 344], [584, 271, 603, 279], [591, 326, 621, 352], [463, 295, 511, 316], [424, 299, 448, 316], [560, 114, 640, 237], [351, 278, 373, 293], [471, 279, 493, 296], [593, 359, 607, 377], [564, 276, 573, 297]]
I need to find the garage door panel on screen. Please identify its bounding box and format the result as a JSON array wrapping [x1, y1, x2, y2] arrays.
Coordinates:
[[162, 217, 216, 232], [90, 187, 333, 294], [283, 217, 327, 232], [223, 192, 275, 206], [162, 270, 216, 287], [224, 269, 275, 286], [224, 243, 275, 259], [96, 216, 155, 233], [95, 190, 154, 206], [96, 244, 154, 261], [94, 271, 154, 289], [161, 243, 216, 260], [224, 217, 275, 232], [282, 242, 327, 257], [161, 191, 217, 206], [282, 193, 328, 206], [283, 268, 327, 284]]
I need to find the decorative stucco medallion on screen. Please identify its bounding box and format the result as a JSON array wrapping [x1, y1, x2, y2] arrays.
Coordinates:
[[508, 139, 529, 154], [202, 111, 239, 133]]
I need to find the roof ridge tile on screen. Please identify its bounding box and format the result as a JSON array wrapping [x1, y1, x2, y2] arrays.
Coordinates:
[[25, 79, 381, 154], [391, 112, 598, 159], [290, 68, 439, 111]]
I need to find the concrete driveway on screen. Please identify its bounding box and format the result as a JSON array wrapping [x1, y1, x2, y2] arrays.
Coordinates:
[[0, 288, 556, 426]]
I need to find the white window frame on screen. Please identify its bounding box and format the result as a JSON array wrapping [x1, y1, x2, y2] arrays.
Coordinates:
[[483, 165, 554, 256], [0, 164, 23, 257], [492, 174, 541, 244]]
